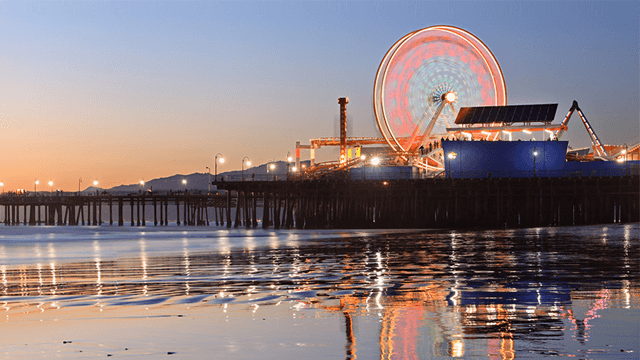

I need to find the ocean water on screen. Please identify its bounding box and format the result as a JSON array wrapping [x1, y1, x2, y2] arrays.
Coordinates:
[[0, 224, 638, 359]]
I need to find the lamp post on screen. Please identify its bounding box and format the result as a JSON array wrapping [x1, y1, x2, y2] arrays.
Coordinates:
[[78, 178, 82, 194], [214, 153, 224, 182], [624, 143, 628, 176], [533, 148, 538, 177], [140, 180, 145, 193], [371, 157, 380, 180], [287, 152, 292, 176], [206, 167, 211, 194], [93, 180, 99, 195], [182, 179, 187, 194], [48, 181, 53, 195], [267, 160, 276, 181], [360, 155, 367, 180], [0, 182, 3, 195], [447, 152, 457, 178], [242, 157, 251, 181], [35, 179, 39, 194]]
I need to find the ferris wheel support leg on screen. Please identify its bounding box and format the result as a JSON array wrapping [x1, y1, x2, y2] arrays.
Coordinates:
[[448, 103, 458, 121], [405, 106, 435, 150], [410, 101, 447, 152]]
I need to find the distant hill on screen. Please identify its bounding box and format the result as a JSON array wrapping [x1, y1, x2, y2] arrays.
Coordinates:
[[98, 161, 291, 194]]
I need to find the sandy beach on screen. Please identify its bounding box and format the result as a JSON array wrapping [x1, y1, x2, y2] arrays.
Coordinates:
[[1, 224, 638, 358]]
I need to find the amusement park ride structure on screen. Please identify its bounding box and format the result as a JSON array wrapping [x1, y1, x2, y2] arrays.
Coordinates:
[[294, 26, 637, 179]]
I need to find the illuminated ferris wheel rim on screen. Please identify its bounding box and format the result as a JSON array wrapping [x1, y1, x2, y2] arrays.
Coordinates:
[[373, 25, 507, 153]]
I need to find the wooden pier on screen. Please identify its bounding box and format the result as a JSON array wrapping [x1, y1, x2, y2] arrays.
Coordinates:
[[1, 175, 638, 229], [216, 175, 640, 229], [0, 194, 228, 227]]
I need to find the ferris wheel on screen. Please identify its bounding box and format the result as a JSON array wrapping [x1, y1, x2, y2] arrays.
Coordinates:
[[373, 25, 507, 154]]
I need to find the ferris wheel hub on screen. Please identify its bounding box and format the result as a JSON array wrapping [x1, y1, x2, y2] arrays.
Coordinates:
[[443, 92, 457, 103]]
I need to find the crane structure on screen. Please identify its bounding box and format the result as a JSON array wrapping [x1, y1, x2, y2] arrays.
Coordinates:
[[552, 100, 609, 159]]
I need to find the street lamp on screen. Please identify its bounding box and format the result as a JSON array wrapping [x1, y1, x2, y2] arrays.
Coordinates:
[[533, 148, 538, 177], [35, 179, 39, 194], [182, 179, 187, 192], [214, 153, 224, 182], [93, 180, 98, 186], [140, 180, 145, 192], [48, 181, 53, 195], [624, 143, 629, 176], [447, 152, 457, 178], [0, 181, 4, 195], [370, 157, 381, 180], [267, 160, 276, 181], [287, 152, 292, 175], [242, 157, 251, 181], [205, 167, 211, 194]]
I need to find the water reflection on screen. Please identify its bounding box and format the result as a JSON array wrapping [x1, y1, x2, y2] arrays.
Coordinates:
[[0, 224, 637, 357]]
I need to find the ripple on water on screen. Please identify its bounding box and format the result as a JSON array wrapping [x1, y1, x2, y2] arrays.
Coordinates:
[[0, 224, 638, 358]]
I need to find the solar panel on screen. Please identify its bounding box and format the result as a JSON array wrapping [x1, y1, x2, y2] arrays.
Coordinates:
[[487, 106, 500, 123], [520, 106, 533, 123], [504, 106, 517, 122], [478, 107, 491, 123], [512, 106, 524, 123], [454, 104, 558, 124]]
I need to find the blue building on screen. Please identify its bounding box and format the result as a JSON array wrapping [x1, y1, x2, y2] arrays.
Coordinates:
[[442, 140, 637, 178]]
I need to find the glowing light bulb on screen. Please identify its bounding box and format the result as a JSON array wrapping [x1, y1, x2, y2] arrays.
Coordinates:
[[445, 92, 456, 103]]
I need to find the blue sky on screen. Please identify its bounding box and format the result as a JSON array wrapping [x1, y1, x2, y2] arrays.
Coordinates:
[[0, 1, 637, 189]]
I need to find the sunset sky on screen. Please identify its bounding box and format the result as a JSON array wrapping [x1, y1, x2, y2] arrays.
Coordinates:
[[1, 1, 637, 191]]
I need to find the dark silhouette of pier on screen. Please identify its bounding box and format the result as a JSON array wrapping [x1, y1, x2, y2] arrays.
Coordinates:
[[216, 175, 639, 229], [0, 194, 227, 227], [1, 175, 638, 229]]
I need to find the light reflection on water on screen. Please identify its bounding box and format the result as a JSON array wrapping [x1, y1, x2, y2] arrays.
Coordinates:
[[0, 224, 638, 358]]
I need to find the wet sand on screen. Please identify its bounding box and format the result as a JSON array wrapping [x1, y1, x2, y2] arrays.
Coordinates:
[[1, 224, 638, 358]]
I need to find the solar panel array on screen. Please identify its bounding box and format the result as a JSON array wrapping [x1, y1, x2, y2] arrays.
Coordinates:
[[454, 104, 558, 125]]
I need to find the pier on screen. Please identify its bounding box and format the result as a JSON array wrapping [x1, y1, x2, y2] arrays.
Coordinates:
[[220, 175, 639, 229], [0, 194, 227, 227], [1, 175, 638, 229]]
